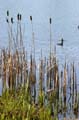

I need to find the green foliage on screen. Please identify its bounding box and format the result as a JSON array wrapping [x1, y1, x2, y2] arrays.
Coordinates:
[[38, 91, 45, 106], [0, 83, 58, 120]]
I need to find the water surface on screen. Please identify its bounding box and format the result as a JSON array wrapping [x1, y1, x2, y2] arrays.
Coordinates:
[[0, 0, 79, 92]]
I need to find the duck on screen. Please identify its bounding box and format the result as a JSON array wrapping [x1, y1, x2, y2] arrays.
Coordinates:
[[57, 38, 64, 46]]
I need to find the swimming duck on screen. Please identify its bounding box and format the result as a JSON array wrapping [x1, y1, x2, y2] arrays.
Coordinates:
[[57, 38, 64, 46]]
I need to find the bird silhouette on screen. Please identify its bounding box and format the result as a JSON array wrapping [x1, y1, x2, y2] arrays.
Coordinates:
[[57, 38, 64, 46]]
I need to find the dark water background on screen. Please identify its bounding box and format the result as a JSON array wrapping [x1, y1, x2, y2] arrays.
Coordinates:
[[0, 0, 79, 94]]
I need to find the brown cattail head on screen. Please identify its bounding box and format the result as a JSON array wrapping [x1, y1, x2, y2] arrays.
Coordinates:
[[19, 14, 22, 21], [6, 18, 9, 23], [49, 18, 52, 24], [17, 13, 20, 20], [11, 17, 13, 24], [7, 10, 9, 16], [30, 16, 32, 21]]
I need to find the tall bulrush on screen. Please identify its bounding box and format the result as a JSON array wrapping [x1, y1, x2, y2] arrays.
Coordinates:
[[73, 70, 78, 117], [30, 16, 35, 59], [6, 11, 15, 54], [67, 65, 72, 111], [75, 71, 77, 104], [63, 62, 67, 109], [39, 49, 43, 93], [6, 11, 15, 90], [32, 57, 36, 103], [29, 53, 36, 103], [12, 55, 16, 90], [29, 15, 36, 103], [15, 50, 19, 87], [49, 18, 52, 89], [8, 54, 13, 90], [55, 64, 59, 112], [16, 13, 23, 49], [6, 10, 10, 53], [16, 13, 19, 47], [59, 71, 63, 112], [17, 14, 24, 85], [53, 60, 58, 89], [23, 50, 28, 87], [3, 11, 26, 91], [46, 60, 49, 89], [72, 62, 75, 107], [2, 49, 7, 92]]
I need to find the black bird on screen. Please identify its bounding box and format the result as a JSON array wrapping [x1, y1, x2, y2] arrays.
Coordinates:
[[57, 38, 64, 46]]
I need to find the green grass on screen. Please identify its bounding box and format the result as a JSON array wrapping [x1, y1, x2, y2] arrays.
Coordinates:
[[0, 83, 58, 120]]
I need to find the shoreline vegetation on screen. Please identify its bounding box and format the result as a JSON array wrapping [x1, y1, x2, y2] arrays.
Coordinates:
[[0, 11, 79, 120]]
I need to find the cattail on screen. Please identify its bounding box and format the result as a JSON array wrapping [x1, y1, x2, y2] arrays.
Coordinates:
[[19, 14, 22, 21], [7, 10, 9, 16], [30, 16, 32, 21], [17, 13, 20, 20], [49, 18, 52, 24], [11, 17, 14, 24], [6, 18, 9, 23]]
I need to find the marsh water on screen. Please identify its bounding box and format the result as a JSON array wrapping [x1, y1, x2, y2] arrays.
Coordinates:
[[0, 0, 79, 118], [0, 1, 79, 83], [0, 0, 79, 62]]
